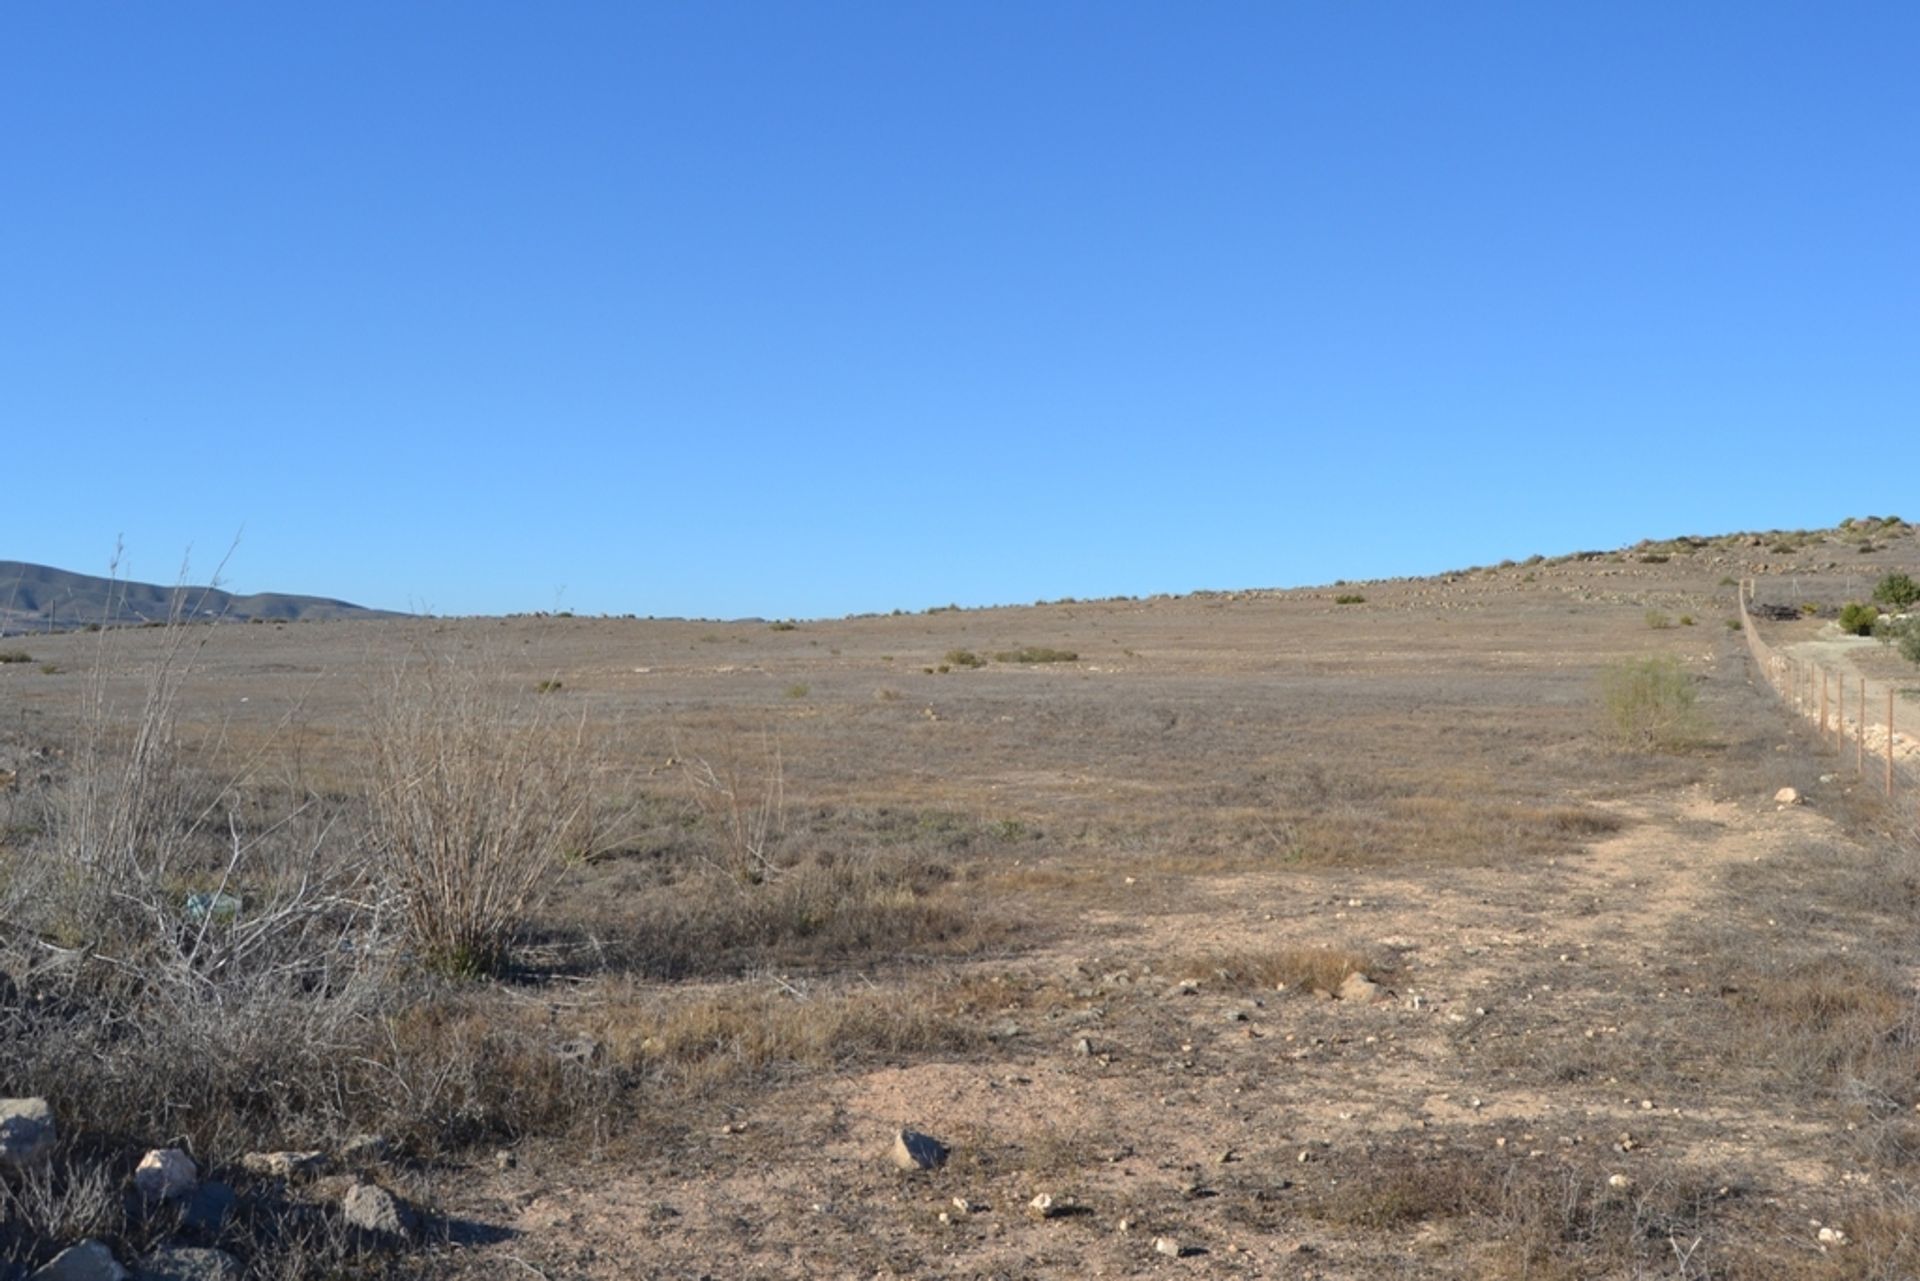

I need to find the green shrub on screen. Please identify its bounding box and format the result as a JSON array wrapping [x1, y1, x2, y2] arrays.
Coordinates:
[[1873, 573, 1920, 611], [1678, 615, 1694, 627], [535, 678, 564, 694], [992, 647, 1078, 664], [1839, 603, 1880, 636], [1598, 656, 1702, 751], [1334, 594, 1366, 605], [769, 620, 798, 631], [1639, 553, 1670, 564], [1885, 617, 1920, 666], [0, 649, 32, 664], [943, 649, 987, 668], [1644, 610, 1672, 630], [1724, 618, 1742, 630], [784, 683, 810, 699]]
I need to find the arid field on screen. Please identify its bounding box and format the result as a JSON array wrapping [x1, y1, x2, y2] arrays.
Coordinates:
[[5, 519, 1920, 1279]]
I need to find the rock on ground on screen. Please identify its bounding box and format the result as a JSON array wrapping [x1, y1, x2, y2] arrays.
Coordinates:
[[890, 1128, 948, 1171], [0, 1098, 55, 1169], [28, 1241, 128, 1281], [341, 1181, 416, 1239], [240, 1150, 325, 1181], [1337, 972, 1381, 1002], [134, 1148, 198, 1202]]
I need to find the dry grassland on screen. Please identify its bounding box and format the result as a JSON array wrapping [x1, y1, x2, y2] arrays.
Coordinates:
[[2, 521, 1919, 1278]]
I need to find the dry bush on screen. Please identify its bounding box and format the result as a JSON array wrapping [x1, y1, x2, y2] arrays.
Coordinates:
[[605, 980, 985, 1093], [677, 732, 786, 885], [1177, 943, 1383, 993], [1598, 655, 1703, 751], [365, 649, 604, 977], [0, 1155, 124, 1270]]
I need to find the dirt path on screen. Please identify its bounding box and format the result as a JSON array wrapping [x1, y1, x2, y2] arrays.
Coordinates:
[[449, 778, 1867, 1279], [1774, 632, 1920, 775]]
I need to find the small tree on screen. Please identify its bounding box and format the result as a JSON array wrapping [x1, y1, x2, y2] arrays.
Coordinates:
[[1872, 572, 1919, 611], [1839, 602, 1880, 636]]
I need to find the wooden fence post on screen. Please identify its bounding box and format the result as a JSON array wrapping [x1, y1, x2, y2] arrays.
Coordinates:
[[1859, 676, 1866, 774]]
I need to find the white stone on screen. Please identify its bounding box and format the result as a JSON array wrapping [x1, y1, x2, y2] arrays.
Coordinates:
[[135, 1147, 198, 1202]]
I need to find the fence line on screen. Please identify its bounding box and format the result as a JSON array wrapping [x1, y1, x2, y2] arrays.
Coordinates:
[[1737, 579, 1914, 800]]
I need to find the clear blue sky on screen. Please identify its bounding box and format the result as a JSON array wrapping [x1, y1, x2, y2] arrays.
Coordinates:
[[5, 4, 1915, 619]]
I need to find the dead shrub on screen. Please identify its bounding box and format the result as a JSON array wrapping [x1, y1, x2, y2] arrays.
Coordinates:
[[365, 649, 604, 977]]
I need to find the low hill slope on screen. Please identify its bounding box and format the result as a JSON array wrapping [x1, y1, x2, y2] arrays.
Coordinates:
[[0, 560, 397, 632]]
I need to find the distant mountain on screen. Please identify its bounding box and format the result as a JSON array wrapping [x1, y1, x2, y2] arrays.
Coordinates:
[[0, 561, 400, 634]]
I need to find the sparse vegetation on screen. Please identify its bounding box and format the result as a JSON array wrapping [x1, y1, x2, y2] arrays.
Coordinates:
[[1644, 609, 1672, 630], [1874, 572, 1920, 610], [1598, 654, 1700, 750], [0, 649, 32, 664], [943, 648, 987, 668], [1334, 593, 1366, 605], [992, 646, 1078, 663]]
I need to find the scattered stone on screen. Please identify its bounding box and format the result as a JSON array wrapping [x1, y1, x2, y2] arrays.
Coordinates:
[[1028, 1192, 1057, 1219], [1167, 979, 1200, 997], [340, 1181, 415, 1240], [28, 1241, 127, 1281], [1227, 1009, 1248, 1023], [1775, 787, 1801, 806], [340, 1133, 390, 1165], [241, 1151, 326, 1181], [493, 1149, 517, 1171], [0, 1098, 55, 1170], [1818, 1226, 1847, 1246], [1073, 1036, 1094, 1057], [1608, 1173, 1633, 1190], [1337, 972, 1380, 1003], [555, 1036, 601, 1066], [179, 1181, 236, 1239], [1153, 1236, 1182, 1258], [1117, 1217, 1133, 1232], [132, 1247, 243, 1281], [134, 1148, 198, 1202], [950, 1197, 971, 1215], [891, 1128, 949, 1172]]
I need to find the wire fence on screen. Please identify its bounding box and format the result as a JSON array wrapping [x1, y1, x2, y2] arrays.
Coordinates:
[[1738, 579, 1917, 798]]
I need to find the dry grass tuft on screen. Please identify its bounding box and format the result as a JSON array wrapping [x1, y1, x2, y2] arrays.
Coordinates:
[[1178, 943, 1383, 993], [365, 648, 605, 977]]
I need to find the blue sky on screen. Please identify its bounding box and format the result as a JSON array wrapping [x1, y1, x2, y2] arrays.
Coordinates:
[[4, 4, 1915, 618]]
